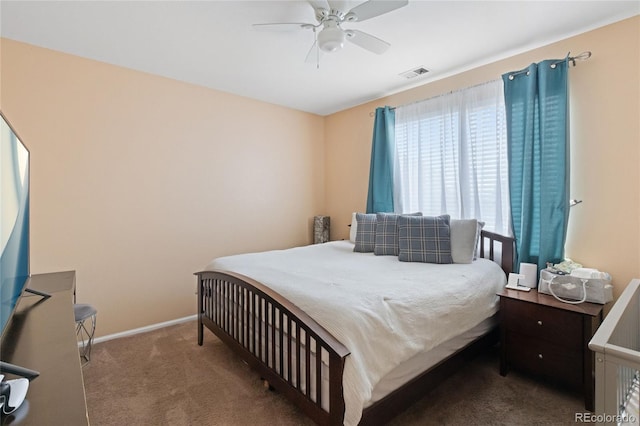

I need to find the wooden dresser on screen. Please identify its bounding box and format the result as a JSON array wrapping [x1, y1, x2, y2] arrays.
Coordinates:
[[498, 288, 604, 411], [1, 271, 89, 425]]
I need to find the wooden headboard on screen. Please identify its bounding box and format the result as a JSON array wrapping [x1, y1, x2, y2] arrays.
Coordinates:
[[479, 230, 515, 275]]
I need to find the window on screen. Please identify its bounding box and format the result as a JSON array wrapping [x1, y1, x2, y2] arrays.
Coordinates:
[[394, 80, 510, 235]]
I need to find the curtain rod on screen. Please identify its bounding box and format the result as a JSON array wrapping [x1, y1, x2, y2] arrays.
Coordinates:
[[507, 51, 591, 79], [368, 107, 394, 117], [567, 51, 592, 66], [367, 79, 501, 117], [369, 51, 591, 116], [369, 79, 498, 116], [540, 51, 592, 69]]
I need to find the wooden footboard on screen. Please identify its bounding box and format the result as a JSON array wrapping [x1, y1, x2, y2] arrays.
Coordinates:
[[197, 230, 514, 425], [196, 270, 350, 425]]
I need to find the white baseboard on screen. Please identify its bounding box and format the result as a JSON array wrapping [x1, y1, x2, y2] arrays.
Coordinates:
[[92, 314, 197, 344]]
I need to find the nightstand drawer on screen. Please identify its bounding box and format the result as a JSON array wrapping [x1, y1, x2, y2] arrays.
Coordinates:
[[503, 299, 582, 348], [506, 331, 583, 388]]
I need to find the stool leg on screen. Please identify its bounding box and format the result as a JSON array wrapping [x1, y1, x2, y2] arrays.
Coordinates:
[[76, 321, 87, 365], [76, 314, 97, 365], [85, 314, 96, 361]]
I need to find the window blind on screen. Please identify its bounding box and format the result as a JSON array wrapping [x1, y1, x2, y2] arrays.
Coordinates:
[[394, 80, 510, 235]]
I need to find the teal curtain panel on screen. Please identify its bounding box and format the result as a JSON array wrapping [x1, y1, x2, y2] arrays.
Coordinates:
[[502, 58, 570, 270], [366, 106, 395, 213]]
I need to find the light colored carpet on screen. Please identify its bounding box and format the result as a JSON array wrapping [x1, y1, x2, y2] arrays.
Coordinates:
[[82, 321, 583, 425]]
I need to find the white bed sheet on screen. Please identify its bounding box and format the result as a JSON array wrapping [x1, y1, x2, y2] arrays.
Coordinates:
[[368, 314, 497, 405], [206, 240, 506, 425]]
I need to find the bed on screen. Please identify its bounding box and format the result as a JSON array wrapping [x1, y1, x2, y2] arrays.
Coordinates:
[[196, 229, 514, 425], [589, 279, 640, 426]]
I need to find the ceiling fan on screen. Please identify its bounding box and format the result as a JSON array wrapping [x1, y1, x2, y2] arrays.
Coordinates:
[[253, 0, 409, 63]]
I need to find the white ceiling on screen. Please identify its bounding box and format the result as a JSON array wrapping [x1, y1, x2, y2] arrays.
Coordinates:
[[1, 1, 638, 116]]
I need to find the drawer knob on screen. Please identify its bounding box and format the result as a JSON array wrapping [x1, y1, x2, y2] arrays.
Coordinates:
[[538, 353, 543, 359], [537, 320, 543, 326]]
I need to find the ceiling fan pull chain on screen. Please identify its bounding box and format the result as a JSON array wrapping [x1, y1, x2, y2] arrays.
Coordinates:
[[314, 27, 320, 69]]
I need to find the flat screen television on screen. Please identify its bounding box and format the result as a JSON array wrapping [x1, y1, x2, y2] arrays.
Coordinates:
[[0, 112, 30, 341], [0, 112, 43, 382]]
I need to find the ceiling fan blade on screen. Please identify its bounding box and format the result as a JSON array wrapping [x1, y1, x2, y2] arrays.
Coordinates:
[[346, 0, 408, 22], [307, 0, 329, 11], [345, 29, 390, 54], [327, 0, 349, 12], [252, 23, 315, 31]]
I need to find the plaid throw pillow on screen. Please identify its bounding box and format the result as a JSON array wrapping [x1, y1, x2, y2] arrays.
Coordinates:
[[398, 215, 453, 264], [374, 212, 422, 256], [353, 213, 377, 253]]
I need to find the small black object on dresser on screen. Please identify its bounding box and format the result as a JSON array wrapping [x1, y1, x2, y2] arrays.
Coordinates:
[[498, 288, 604, 411]]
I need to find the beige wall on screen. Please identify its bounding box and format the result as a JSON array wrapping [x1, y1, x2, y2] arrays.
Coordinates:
[[1, 39, 325, 337], [325, 16, 640, 300]]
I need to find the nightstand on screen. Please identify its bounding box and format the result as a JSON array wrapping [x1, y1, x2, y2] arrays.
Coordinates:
[[498, 288, 604, 411]]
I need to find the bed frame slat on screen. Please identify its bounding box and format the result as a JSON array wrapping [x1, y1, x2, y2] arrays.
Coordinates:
[[258, 295, 263, 362], [305, 332, 311, 398], [271, 304, 276, 369], [250, 291, 256, 355], [316, 346, 322, 408], [296, 321, 302, 391], [287, 316, 292, 384]]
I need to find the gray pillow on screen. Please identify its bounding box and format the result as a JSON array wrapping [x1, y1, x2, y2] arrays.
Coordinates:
[[398, 215, 453, 264], [450, 219, 484, 263], [474, 221, 485, 260], [353, 213, 377, 253], [374, 212, 422, 256]]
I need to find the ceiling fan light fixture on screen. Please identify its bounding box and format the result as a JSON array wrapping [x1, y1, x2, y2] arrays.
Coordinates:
[[318, 26, 345, 52]]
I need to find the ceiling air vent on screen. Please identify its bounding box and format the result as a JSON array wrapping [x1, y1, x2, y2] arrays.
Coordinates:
[[399, 67, 429, 79]]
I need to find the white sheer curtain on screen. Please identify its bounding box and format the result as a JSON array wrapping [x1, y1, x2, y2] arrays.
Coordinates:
[[393, 79, 510, 235]]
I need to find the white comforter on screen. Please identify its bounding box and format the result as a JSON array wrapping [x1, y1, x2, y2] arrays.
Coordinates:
[[206, 241, 506, 426]]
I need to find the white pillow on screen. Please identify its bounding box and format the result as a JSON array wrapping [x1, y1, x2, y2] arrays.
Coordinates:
[[450, 219, 484, 263], [349, 212, 358, 243]]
